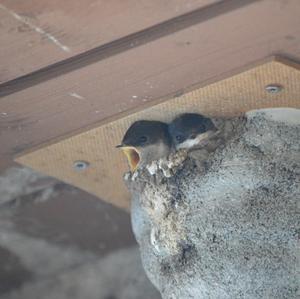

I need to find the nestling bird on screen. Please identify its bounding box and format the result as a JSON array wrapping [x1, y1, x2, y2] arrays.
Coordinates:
[[116, 120, 172, 172], [168, 113, 217, 150]]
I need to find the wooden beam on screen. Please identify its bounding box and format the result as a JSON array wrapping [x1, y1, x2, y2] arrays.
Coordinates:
[[0, 0, 220, 83]]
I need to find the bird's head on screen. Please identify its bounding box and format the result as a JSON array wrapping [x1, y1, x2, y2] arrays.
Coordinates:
[[169, 113, 217, 150], [117, 120, 171, 171]]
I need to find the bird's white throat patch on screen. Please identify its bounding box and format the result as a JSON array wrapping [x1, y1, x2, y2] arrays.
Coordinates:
[[176, 131, 214, 150]]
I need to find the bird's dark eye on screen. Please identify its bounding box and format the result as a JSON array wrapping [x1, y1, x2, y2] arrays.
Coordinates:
[[190, 134, 197, 139], [175, 135, 184, 142], [139, 136, 148, 143]]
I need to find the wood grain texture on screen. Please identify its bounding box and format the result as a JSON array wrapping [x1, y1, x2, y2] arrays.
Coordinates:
[[16, 59, 300, 209], [0, 0, 259, 96], [0, 0, 219, 83], [1, 0, 300, 173]]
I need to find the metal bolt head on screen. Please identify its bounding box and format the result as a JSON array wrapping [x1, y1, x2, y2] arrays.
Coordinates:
[[73, 160, 90, 171], [265, 84, 283, 94]]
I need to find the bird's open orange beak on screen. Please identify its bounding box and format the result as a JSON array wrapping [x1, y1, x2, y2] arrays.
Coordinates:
[[116, 145, 140, 172]]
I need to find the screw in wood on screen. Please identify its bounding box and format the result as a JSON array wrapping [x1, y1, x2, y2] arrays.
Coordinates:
[[73, 160, 90, 171], [265, 84, 283, 94]]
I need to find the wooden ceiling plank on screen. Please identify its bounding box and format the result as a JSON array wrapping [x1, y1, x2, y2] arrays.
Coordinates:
[[0, 0, 220, 83]]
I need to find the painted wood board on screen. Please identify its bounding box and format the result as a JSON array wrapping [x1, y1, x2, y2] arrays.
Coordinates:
[[0, 0, 219, 83], [16, 58, 300, 209]]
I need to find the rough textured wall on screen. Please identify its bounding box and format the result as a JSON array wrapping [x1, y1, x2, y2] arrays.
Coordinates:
[[128, 108, 300, 299]]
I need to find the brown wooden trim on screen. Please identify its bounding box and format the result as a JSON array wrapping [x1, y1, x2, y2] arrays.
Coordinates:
[[0, 0, 260, 97], [12, 55, 300, 159], [9, 55, 276, 157]]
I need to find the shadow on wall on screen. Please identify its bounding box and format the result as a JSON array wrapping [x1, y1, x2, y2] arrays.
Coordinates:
[[0, 167, 161, 299]]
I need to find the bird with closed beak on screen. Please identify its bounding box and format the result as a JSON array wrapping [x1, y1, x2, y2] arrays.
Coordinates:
[[116, 120, 172, 172], [168, 113, 217, 150]]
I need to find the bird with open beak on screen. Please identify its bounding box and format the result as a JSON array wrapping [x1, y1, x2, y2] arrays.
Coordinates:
[[116, 120, 172, 172], [168, 113, 217, 150]]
